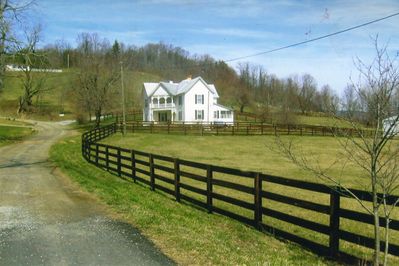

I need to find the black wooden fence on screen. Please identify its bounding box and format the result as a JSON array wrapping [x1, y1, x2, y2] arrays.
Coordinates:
[[82, 123, 399, 264], [119, 120, 374, 138]]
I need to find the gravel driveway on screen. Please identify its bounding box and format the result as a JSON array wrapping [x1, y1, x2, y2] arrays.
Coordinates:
[[0, 121, 174, 266]]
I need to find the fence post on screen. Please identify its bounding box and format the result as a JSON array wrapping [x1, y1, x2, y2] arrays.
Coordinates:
[[117, 148, 121, 177], [254, 172, 263, 230], [174, 158, 180, 202], [88, 142, 92, 161], [149, 154, 155, 191], [329, 188, 340, 258], [206, 165, 213, 213], [105, 146, 109, 171], [150, 122, 153, 134], [95, 144, 99, 166], [261, 122, 264, 135], [131, 150, 136, 183]]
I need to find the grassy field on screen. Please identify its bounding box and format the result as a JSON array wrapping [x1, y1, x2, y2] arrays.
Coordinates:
[[0, 119, 35, 147], [50, 135, 331, 265], [103, 133, 367, 188], [99, 132, 399, 262]]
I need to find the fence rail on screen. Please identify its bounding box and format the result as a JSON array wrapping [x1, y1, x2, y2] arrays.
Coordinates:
[[118, 120, 374, 138], [81, 123, 398, 264]]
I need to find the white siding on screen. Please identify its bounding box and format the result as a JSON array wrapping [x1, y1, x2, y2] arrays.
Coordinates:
[[184, 80, 212, 122], [152, 85, 169, 97]]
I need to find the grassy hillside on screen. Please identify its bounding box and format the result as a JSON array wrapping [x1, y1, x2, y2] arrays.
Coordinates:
[[0, 70, 161, 120]]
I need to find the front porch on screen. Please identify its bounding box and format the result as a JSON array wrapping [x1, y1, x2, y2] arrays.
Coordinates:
[[152, 110, 176, 123]]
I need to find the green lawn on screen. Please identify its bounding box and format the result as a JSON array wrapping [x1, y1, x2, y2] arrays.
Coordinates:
[[99, 132, 399, 262], [103, 133, 367, 189], [50, 135, 331, 265]]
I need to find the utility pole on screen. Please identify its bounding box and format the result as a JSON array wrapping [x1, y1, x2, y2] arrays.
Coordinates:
[[120, 61, 126, 135]]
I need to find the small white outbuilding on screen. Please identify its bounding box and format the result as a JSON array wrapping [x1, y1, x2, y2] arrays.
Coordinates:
[[383, 116, 399, 137]]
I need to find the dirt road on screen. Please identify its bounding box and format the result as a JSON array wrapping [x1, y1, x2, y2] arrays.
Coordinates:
[[0, 121, 174, 265]]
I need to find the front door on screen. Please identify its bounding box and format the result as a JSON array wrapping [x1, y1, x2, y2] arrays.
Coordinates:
[[158, 112, 167, 122]]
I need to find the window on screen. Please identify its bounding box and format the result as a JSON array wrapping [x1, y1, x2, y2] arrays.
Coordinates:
[[195, 110, 204, 120], [152, 98, 158, 104], [178, 95, 183, 106], [221, 111, 232, 118], [178, 111, 182, 121], [195, 94, 204, 104], [214, 110, 219, 119]]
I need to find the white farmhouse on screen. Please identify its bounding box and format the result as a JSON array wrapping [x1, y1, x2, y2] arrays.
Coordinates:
[[143, 76, 233, 124]]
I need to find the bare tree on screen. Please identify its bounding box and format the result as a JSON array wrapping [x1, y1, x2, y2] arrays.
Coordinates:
[[0, 0, 34, 93], [236, 62, 253, 113], [73, 33, 120, 127], [16, 25, 51, 114], [297, 73, 317, 115], [276, 38, 399, 265]]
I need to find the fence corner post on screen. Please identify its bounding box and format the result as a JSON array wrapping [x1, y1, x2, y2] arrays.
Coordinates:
[[254, 172, 263, 230], [174, 158, 180, 202], [105, 146, 109, 171], [206, 165, 213, 213], [329, 187, 340, 258], [131, 150, 136, 183], [149, 154, 155, 191], [95, 144, 99, 166], [117, 148, 121, 177]]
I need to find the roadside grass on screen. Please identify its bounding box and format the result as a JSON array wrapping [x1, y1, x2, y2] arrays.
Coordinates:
[[0, 123, 35, 147], [101, 132, 399, 262], [50, 135, 331, 265]]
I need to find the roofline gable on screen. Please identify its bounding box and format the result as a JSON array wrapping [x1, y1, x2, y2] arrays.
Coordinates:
[[184, 77, 216, 95], [148, 83, 172, 97]]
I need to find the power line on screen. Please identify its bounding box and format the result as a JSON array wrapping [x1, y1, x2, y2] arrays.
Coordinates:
[[224, 11, 399, 62]]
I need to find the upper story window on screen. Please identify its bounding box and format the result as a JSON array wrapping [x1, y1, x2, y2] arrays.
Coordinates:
[[178, 95, 183, 106], [195, 94, 204, 104]]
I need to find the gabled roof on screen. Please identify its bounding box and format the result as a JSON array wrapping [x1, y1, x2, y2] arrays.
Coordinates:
[[144, 76, 219, 98]]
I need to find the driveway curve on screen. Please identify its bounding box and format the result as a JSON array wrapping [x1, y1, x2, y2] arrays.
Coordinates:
[[0, 121, 174, 265]]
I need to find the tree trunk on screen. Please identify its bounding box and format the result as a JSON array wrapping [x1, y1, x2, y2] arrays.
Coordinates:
[[240, 104, 244, 113], [95, 109, 102, 128]]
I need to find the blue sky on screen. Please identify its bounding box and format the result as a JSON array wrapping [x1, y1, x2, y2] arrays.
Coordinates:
[[34, 0, 399, 95]]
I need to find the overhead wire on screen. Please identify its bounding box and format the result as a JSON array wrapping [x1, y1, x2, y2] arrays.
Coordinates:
[[224, 11, 399, 62]]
